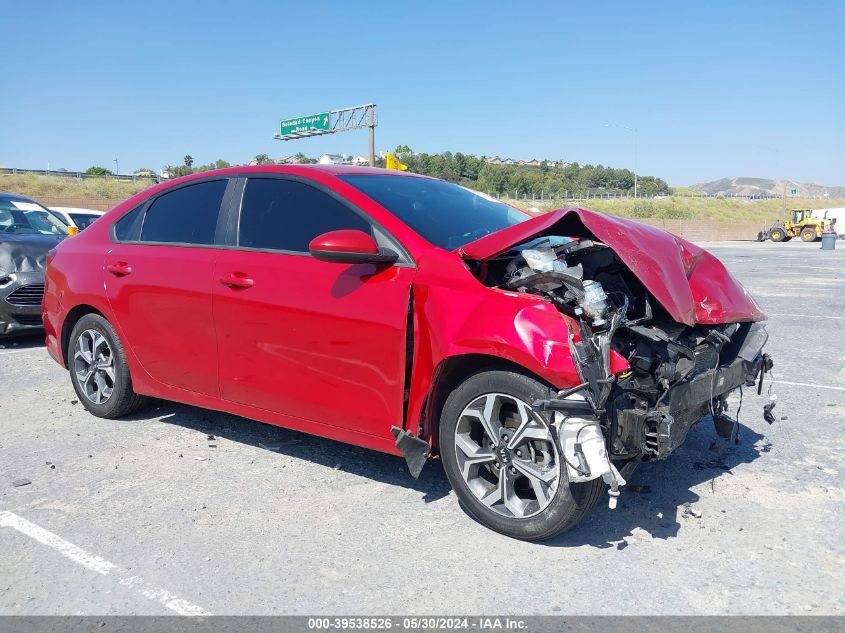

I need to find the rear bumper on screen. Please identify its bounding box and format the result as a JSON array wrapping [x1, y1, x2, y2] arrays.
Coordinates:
[[0, 271, 45, 335]]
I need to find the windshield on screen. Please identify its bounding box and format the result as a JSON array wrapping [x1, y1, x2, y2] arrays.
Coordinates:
[[70, 213, 100, 230], [0, 198, 70, 235], [339, 175, 529, 250]]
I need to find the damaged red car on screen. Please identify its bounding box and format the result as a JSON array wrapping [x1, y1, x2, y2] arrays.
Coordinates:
[[43, 166, 772, 540]]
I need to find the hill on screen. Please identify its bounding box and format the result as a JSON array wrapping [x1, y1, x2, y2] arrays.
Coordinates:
[[692, 177, 845, 198]]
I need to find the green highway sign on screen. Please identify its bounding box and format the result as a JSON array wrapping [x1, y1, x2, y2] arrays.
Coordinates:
[[279, 112, 331, 136], [790, 187, 797, 195]]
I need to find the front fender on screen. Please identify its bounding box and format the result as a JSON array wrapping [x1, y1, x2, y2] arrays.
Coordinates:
[[404, 249, 628, 440], [448, 294, 582, 387]]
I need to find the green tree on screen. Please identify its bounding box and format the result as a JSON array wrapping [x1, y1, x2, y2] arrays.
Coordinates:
[[253, 153, 273, 165], [85, 166, 113, 176], [636, 176, 670, 196], [162, 164, 190, 178], [183, 155, 194, 169], [477, 164, 508, 194]]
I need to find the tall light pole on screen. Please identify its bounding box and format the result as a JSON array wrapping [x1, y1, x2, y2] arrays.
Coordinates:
[[114, 159, 119, 176], [604, 123, 637, 198]]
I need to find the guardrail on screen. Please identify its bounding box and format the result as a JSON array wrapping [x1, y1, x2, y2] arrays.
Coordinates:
[[493, 191, 798, 202], [0, 167, 159, 183]]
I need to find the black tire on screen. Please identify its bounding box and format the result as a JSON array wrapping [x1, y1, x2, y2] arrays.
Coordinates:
[[800, 228, 817, 242], [440, 370, 604, 541], [68, 313, 148, 418], [769, 228, 786, 242]]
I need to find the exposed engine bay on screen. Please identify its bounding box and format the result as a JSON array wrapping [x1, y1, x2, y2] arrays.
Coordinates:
[[467, 236, 774, 506]]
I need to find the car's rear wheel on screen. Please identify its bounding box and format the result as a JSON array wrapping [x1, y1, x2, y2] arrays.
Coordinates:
[[440, 370, 604, 541], [69, 314, 148, 418]]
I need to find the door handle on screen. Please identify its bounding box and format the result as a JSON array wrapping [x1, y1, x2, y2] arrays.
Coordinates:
[[219, 273, 254, 289], [106, 261, 132, 276]]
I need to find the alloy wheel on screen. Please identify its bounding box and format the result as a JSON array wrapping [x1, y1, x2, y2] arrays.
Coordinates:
[[454, 393, 560, 519], [73, 329, 115, 405]]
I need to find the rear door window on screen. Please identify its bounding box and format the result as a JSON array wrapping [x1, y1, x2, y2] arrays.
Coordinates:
[[113, 204, 144, 241], [238, 178, 371, 252], [140, 180, 228, 245]]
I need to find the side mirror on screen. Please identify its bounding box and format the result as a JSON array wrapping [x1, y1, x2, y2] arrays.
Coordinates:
[[309, 229, 398, 264]]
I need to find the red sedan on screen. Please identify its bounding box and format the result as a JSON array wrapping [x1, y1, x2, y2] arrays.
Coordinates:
[[43, 166, 771, 540]]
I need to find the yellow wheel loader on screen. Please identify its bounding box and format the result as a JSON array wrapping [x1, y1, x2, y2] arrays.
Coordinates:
[[757, 209, 833, 243]]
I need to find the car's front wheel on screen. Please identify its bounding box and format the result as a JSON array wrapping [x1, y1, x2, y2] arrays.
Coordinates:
[[439, 370, 604, 541], [68, 313, 148, 418]]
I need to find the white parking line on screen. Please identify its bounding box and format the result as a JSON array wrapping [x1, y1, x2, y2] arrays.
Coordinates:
[[766, 313, 845, 321], [773, 380, 845, 393], [0, 511, 210, 616]]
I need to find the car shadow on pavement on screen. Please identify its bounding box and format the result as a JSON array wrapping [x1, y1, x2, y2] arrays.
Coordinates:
[[126, 401, 768, 544], [0, 333, 45, 350], [136, 401, 454, 503], [543, 417, 767, 548]]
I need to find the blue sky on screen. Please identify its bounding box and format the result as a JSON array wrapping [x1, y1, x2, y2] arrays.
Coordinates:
[[2, 1, 843, 185]]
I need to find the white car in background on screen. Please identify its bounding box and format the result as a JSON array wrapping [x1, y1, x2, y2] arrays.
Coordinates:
[[813, 207, 845, 237], [49, 207, 105, 231]]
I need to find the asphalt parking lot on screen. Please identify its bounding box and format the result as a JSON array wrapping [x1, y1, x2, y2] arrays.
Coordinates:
[[1, 240, 843, 616]]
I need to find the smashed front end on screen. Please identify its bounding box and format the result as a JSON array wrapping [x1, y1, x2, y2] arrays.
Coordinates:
[[461, 208, 774, 506], [0, 237, 58, 335]]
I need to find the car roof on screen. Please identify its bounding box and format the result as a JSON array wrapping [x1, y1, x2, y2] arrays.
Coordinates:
[[164, 164, 429, 184], [0, 191, 38, 202], [113, 165, 435, 212], [288, 164, 425, 177]]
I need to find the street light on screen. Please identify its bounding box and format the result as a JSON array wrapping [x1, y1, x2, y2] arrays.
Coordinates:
[[604, 123, 637, 198], [114, 159, 119, 176]]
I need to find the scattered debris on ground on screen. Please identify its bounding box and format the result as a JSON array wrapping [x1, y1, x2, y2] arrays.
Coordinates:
[[259, 440, 302, 451], [683, 504, 703, 519]]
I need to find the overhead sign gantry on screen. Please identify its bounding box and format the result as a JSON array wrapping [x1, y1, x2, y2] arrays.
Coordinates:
[[273, 104, 377, 166]]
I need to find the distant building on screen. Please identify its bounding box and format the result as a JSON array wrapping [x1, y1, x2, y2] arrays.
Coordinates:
[[485, 156, 570, 168], [318, 154, 347, 165], [350, 155, 370, 166]]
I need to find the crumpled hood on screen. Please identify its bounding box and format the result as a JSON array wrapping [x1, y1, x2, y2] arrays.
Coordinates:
[[458, 207, 765, 326], [0, 233, 64, 274]]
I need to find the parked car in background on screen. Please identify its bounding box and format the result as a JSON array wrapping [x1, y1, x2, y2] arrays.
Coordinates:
[[49, 207, 105, 231], [0, 192, 70, 335], [42, 166, 772, 540]]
